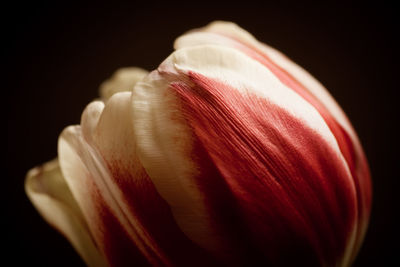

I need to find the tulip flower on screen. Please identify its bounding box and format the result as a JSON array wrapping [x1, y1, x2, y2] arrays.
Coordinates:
[[25, 21, 371, 267]]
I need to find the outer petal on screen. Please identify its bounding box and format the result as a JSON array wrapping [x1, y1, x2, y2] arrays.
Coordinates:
[[175, 21, 371, 263], [58, 124, 149, 267], [174, 21, 351, 134], [99, 67, 148, 101], [59, 95, 214, 266], [25, 159, 107, 267], [133, 45, 358, 266]]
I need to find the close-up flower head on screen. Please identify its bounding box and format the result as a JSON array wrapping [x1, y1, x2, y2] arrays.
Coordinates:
[[24, 21, 372, 267]]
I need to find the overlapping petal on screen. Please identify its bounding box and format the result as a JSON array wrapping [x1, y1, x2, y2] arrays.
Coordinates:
[[132, 44, 363, 266], [58, 93, 215, 266], [25, 159, 107, 267], [99, 67, 148, 101], [175, 21, 372, 264]]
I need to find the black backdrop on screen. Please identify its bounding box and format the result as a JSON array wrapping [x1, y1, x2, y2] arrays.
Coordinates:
[[6, 1, 398, 266]]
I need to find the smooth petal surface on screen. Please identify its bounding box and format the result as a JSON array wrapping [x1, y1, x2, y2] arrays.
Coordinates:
[[25, 159, 107, 267], [175, 21, 371, 263], [99, 67, 148, 101], [59, 94, 214, 266], [133, 44, 360, 266]]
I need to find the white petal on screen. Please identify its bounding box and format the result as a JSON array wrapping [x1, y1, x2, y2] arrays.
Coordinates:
[[81, 101, 104, 143], [99, 67, 148, 101], [25, 159, 107, 267]]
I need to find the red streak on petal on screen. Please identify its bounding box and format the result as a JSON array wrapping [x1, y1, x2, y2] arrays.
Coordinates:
[[84, 174, 149, 267], [171, 72, 358, 265], [210, 32, 372, 257], [102, 159, 217, 266]]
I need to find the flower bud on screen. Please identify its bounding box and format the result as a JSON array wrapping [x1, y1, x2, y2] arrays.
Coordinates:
[[26, 21, 371, 267]]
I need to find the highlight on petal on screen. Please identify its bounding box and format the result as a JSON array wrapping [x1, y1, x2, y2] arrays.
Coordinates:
[[175, 21, 371, 264], [99, 67, 148, 101], [25, 159, 107, 267], [133, 44, 359, 266], [58, 93, 214, 266]]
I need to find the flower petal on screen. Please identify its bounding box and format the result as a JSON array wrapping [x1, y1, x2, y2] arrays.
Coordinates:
[[133, 44, 359, 266], [132, 72, 233, 261], [175, 21, 371, 263], [175, 21, 351, 133], [90, 92, 213, 266], [58, 124, 150, 266], [99, 67, 148, 101], [25, 159, 107, 267], [59, 94, 214, 266]]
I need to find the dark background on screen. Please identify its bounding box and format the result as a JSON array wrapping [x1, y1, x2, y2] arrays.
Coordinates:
[[6, 1, 397, 266]]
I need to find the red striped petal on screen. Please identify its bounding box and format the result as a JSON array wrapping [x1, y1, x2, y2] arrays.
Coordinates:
[[134, 44, 361, 266], [58, 126, 149, 267], [27, 21, 371, 267], [59, 94, 215, 266], [175, 21, 371, 263], [89, 93, 215, 266], [170, 71, 358, 266]]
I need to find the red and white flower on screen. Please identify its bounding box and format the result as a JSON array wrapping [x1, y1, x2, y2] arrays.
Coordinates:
[[26, 21, 372, 267]]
